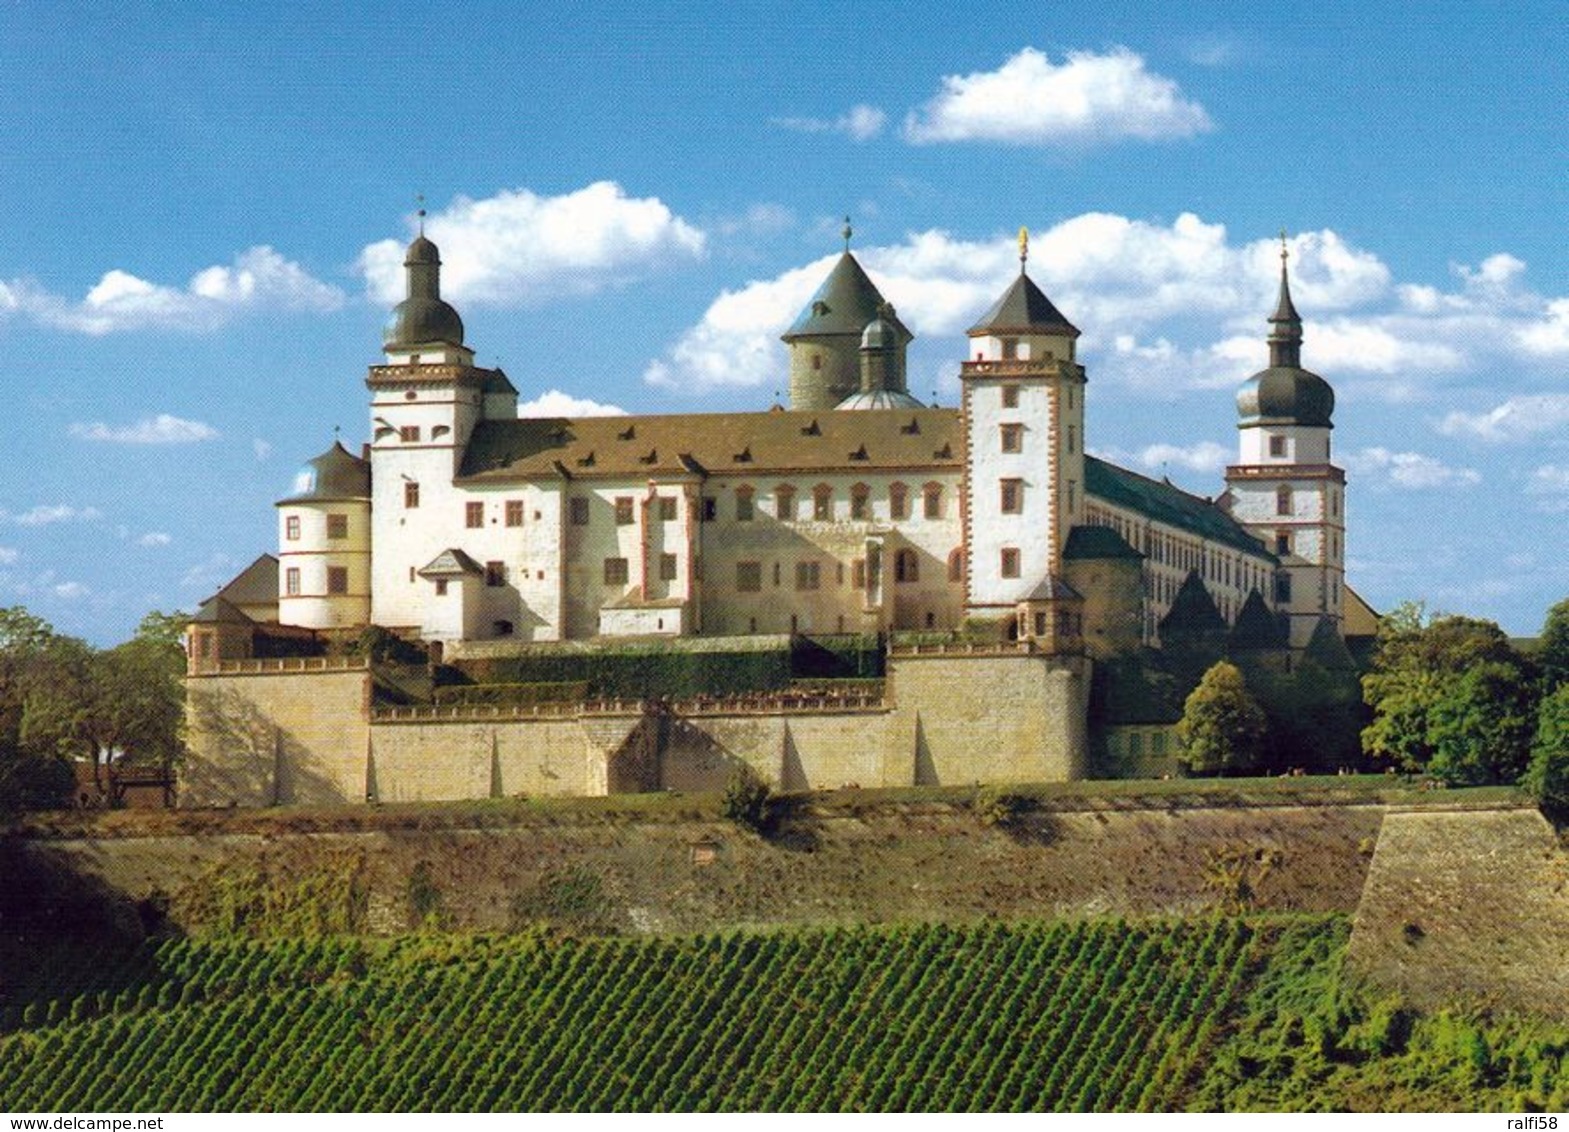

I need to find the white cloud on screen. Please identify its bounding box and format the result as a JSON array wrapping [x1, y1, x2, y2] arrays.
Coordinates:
[[137, 532, 172, 547], [180, 552, 240, 592], [0, 547, 17, 565], [516, 390, 628, 418], [773, 104, 888, 141], [69, 414, 219, 444], [0, 246, 343, 335], [1342, 447, 1481, 489], [714, 203, 796, 237], [10, 505, 102, 527], [903, 47, 1211, 145], [360, 182, 706, 306], [253, 438, 274, 461], [51, 581, 89, 601], [1528, 465, 1569, 511], [1436, 395, 1569, 443], [1094, 440, 1231, 475]]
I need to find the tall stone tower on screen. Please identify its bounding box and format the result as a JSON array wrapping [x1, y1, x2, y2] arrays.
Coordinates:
[[781, 221, 912, 411], [961, 229, 1086, 630], [1223, 241, 1346, 648]]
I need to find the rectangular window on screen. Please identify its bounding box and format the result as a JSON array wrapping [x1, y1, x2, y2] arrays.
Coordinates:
[[1276, 486, 1293, 516], [702, 497, 717, 521], [404, 482, 420, 509], [614, 497, 635, 525], [485, 561, 505, 587], [466, 501, 484, 528], [434, 579, 448, 596], [795, 560, 821, 590], [852, 559, 866, 589], [1275, 573, 1293, 603], [924, 485, 942, 520], [1000, 548, 1020, 578], [1001, 385, 1019, 408], [1001, 338, 1018, 361], [1000, 479, 1023, 514], [327, 514, 348, 539], [505, 500, 524, 527], [285, 567, 301, 596], [888, 484, 907, 520], [736, 561, 762, 592], [1275, 532, 1292, 556], [660, 553, 678, 582], [775, 488, 794, 521], [399, 425, 421, 443], [736, 490, 754, 521], [1067, 480, 1077, 514], [658, 496, 677, 522], [1269, 435, 1287, 457], [1000, 423, 1023, 453], [327, 566, 348, 595], [285, 515, 300, 541], [570, 497, 589, 525], [813, 486, 832, 520], [603, 557, 629, 585], [1066, 424, 1076, 455]]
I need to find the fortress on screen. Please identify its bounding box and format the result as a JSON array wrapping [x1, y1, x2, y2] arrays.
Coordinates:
[[181, 223, 1361, 806]]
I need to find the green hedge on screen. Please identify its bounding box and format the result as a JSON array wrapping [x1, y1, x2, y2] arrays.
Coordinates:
[[453, 647, 793, 700], [432, 681, 592, 707], [790, 634, 884, 679]]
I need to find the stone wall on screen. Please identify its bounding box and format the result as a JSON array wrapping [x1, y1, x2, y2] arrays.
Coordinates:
[[182, 663, 372, 807]]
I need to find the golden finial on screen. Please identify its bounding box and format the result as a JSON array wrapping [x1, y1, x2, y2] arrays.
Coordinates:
[[1019, 226, 1030, 272], [842, 216, 853, 251], [1279, 228, 1289, 265]]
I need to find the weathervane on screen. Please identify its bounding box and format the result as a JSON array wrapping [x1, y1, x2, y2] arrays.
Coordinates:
[[416, 192, 427, 234], [1019, 226, 1030, 273], [842, 216, 853, 252]]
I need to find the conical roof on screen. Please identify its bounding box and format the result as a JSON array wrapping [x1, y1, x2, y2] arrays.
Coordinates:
[[278, 441, 371, 505], [783, 252, 908, 340], [968, 271, 1079, 338], [1229, 589, 1286, 651], [1160, 570, 1227, 638]]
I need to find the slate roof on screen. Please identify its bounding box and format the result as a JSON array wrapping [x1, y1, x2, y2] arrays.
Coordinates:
[[968, 271, 1079, 338], [1062, 524, 1143, 561], [782, 252, 910, 340], [278, 441, 371, 504], [216, 554, 279, 608], [458, 408, 963, 482], [1160, 570, 1228, 638], [1084, 456, 1275, 560], [189, 595, 253, 625], [419, 548, 484, 577], [1229, 589, 1286, 651]]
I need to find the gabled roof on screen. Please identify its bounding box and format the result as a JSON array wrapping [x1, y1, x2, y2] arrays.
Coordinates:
[[418, 548, 484, 577], [1229, 589, 1285, 651], [216, 554, 278, 608], [1020, 574, 1082, 602], [1084, 456, 1275, 559], [968, 272, 1079, 338], [189, 595, 253, 625], [1062, 524, 1143, 561], [782, 252, 909, 340], [1160, 570, 1227, 638], [458, 408, 963, 483]]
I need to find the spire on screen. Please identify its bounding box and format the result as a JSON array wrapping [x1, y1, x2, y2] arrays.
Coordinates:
[[1018, 226, 1029, 274], [1268, 232, 1303, 368], [842, 215, 853, 252]]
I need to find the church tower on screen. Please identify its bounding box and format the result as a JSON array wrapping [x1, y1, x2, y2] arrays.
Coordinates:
[[1223, 240, 1346, 648], [961, 229, 1087, 633], [781, 221, 912, 410]]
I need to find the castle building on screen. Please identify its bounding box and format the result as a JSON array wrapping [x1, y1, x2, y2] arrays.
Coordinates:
[[182, 220, 1357, 804]]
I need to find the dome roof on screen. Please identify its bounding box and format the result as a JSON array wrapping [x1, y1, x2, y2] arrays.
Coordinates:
[[1236, 365, 1335, 428], [383, 297, 465, 350], [278, 441, 371, 504], [405, 234, 440, 265], [834, 388, 926, 411]]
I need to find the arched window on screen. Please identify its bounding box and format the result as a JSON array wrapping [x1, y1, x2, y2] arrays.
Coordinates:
[[947, 548, 963, 582], [774, 485, 795, 521], [889, 482, 909, 520], [895, 548, 919, 584], [850, 483, 870, 520], [813, 483, 833, 521], [923, 483, 942, 520]]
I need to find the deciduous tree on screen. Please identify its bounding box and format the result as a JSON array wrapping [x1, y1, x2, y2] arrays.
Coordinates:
[[1177, 661, 1267, 776]]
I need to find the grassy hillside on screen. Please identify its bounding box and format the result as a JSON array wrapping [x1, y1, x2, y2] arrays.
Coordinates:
[[3, 916, 1566, 1111]]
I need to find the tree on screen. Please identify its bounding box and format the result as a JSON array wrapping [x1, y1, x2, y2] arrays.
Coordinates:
[[721, 765, 775, 833], [1361, 605, 1537, 780], [1524, 685, 1569, 816], [1177, 661, 1267, 776], [1539, 598, 1569, 694]]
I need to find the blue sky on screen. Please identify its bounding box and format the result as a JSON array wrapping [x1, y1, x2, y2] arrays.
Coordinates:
[[3, 0, 1566, 643]]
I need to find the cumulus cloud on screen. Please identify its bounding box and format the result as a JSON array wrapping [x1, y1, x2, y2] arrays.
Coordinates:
[[52, 581, 89, 601], [903, 47, 1211, 145], [773, 104, 888, 141], [69, 414, 219, 444], [0, 547, 17, 565], [1435, 395, 1569, 443], [137, 532, 172, 547], [0, 247, 343, 335], [1342, 447, 1482, 489], [1527, 465, 1569, 511], [9, 505, 102, 527], [1094, 440, 1232, 475], [360, 182, 706, 306], [516, 390, 628, 418]]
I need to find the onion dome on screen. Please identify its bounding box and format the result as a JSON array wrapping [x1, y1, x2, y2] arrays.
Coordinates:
[[278, 441, 371, 504], [1236, 245, 1334, 428], [383, 233, 465, 350], [860, 313, 900, 351]]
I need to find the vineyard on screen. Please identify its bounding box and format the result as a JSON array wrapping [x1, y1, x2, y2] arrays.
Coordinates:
[[3, 916, 1566, 1111]]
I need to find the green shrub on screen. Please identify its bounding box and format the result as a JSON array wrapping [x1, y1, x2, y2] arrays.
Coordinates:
[[721, 767, 776, 834]]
